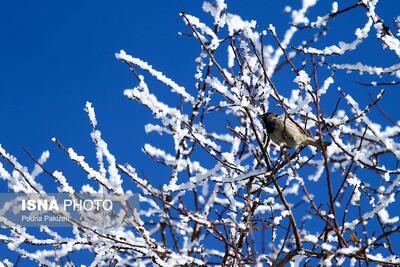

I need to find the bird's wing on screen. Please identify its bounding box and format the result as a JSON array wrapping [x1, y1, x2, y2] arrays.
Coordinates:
[[281, 119, 307, 146], [281, 118, 301, 133]]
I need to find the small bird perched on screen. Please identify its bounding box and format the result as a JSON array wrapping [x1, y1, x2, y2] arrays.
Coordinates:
[[261, 112, 331, 150]]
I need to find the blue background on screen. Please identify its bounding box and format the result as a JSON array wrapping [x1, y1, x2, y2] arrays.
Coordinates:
[[0, 0, 399, 265]]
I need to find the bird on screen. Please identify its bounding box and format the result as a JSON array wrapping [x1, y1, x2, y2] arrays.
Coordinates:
[[260, 112, 331, 150]]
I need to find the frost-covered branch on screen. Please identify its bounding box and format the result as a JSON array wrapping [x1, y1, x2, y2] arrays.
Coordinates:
[[1, 0, 400, 266]]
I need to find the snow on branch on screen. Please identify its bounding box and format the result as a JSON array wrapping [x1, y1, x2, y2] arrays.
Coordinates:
[[1, 0, 400, 266], [300, 17, 373, 56], [116, 50, 196, 104]]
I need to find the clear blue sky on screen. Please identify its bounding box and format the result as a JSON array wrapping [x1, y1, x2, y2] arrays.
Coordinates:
[[0, 0, 399, 265]]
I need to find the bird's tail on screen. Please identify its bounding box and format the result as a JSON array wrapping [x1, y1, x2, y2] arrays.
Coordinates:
[[306, 138, 331, 150]]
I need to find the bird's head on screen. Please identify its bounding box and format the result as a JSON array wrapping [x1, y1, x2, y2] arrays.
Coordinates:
[[260, 112, 278, 123], [260, 112, 278, 134]]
